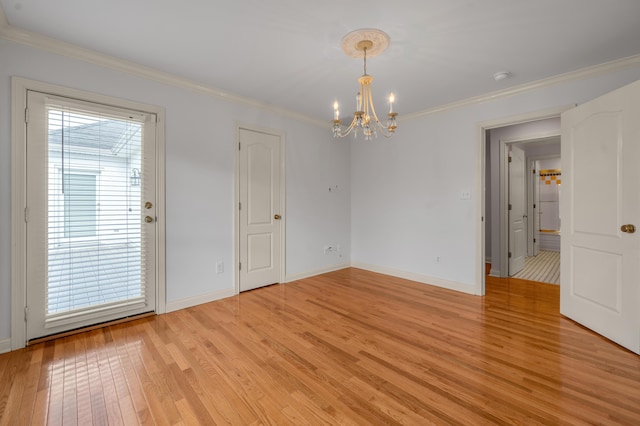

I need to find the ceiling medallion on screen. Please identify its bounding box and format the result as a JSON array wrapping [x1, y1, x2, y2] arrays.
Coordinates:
[[332, 28, 397, 140]]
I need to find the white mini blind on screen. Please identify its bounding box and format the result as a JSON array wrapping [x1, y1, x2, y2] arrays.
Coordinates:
[[45, 101, 147, 326]]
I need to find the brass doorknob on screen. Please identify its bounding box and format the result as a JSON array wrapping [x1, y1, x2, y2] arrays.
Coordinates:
[[621, 224, 636, 234], [145, 216, 153, 223], [274, 214, 281, 220], [145, 201, 153, 209]]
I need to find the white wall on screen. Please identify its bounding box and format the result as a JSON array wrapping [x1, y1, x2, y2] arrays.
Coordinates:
[[0, 38, 351, 341], [352, 65, 640, 293]]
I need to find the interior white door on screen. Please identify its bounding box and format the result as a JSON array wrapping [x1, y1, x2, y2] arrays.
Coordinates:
[[561, 79, 640, 354], [25, 91, 157, 341], [239, 128, 283, 292], [508, 145, 526, 275], [533, 160, 541, 256]]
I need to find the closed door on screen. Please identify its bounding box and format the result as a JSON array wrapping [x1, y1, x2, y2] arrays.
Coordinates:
[[238, 128, 283, 291], [533, 161, 540, 256], [508, 145, 526, 275], [25, 91, 157, 341], [561, 79, 640, 354]]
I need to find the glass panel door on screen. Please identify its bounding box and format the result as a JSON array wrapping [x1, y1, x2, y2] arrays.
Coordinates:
[[26, 91, 157, 340]]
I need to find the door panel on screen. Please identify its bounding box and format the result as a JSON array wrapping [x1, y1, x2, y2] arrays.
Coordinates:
[[508, 146, 526, 275], [561, 79, 640, 354], [25, 91, 157, 340], [239, 128, 283, 291], [533, 160, 540, 255]]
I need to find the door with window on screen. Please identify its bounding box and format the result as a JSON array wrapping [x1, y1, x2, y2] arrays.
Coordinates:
[[25, 91, 157, 341]]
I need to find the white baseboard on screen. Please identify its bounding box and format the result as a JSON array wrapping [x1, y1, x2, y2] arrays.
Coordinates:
[[285, 263, 350, 283], [351, 262, 479, 295], [0, 338, 11, 354], [489, 267, 502, 277], [165, 288, 235, 313]]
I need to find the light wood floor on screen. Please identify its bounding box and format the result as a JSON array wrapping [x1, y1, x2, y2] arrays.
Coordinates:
[[1, 268, 639, 425]]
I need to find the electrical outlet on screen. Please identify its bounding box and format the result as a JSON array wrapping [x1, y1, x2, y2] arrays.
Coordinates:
[[216, 261, 224, 274]]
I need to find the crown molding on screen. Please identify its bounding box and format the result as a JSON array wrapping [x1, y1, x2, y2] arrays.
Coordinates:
[[0, 17, 325, 128], [402, 54, 640, 121]]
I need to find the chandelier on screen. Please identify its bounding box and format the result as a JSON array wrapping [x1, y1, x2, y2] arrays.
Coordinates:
[[332, 29, 397, 140]]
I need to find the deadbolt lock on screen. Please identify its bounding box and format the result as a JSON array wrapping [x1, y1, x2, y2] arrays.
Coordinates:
[[274, 214, 281, 220], [145, 201, 153, 209]]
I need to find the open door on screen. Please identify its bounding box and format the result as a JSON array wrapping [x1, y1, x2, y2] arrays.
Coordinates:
[[561, 79, 640, 354], [508, 145, 526, 276]]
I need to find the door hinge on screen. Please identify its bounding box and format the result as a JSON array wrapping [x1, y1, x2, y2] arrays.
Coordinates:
[[508, 156, 512, 163], [238, 142, 241, 151], [24, 306, 29, 322], [239, 262, 242, 271], [24, 207, 29, 223], [534, 238, 537, 243], [533, 203, 536, 209], [239, 202, 242, 210], [508, 252, 512, 258], [532, 169, 536, 174], [24, 108, 29, 124], [508, 204, 512, 211]]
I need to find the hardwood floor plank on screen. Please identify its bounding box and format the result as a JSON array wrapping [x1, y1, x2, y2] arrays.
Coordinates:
[[1, 268, 640, 425]]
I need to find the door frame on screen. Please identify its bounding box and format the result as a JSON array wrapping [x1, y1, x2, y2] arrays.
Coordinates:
[[477, 105, 570, 295], [526, 152, 561, 256], [500, 133, 560, 277], [10, 77, 166, 350], [233, 124, 286, 294]]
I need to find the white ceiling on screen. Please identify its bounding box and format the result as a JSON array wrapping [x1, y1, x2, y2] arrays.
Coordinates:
[[2, 1, 640, 121]]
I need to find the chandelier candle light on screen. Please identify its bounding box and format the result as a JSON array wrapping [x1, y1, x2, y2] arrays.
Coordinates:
[[333, 29, 397, 140]]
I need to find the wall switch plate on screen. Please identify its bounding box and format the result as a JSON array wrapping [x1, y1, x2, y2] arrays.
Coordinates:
[[460, 191, 471, 200], [216, 261, 224, 274]]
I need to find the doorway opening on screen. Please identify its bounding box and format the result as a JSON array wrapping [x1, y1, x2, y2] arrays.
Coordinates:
[[480, 112, 565, 295]]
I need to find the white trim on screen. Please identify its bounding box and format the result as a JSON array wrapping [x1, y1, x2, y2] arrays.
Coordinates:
[[11, 77, 27, 350], [165, 288, 235, 313], [284, 264, 351, 283], [0, 338, 11, 354], [476, 106, 570, 296], [11, 77, 166, 349], [234, 124, 286, 294], [499, 132, 561, 278], [155, 111, 167, 315], [1, 15, 639, 125], [351, 262, 479, 295]]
